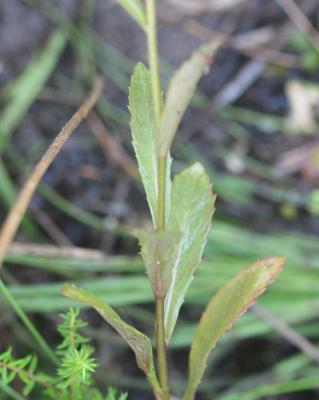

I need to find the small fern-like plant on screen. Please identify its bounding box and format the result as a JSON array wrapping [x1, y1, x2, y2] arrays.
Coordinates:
[[61, 1, 285, 400], [0, 308, 127, 400]]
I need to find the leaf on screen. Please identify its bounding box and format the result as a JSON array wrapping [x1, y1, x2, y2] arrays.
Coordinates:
[[135, 230, 182, 299], [22, 380, 35, 397], [164, 163, 215, 342], [158, 40, 221, 157], [0, 29, 68, 151], [116, 0, 146, 28], [61, 284, 161, 396], [129, 63, 159, 227], [184, 256, 285, 400]]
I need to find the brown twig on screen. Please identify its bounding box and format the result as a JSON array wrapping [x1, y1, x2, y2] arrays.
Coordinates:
[[5, 242, 110, 280], [167, 0, 245, 14], [8, 242, 106, 260], [183, 21, 298, 68], [87, 112, 139, 180], [276, 0, 319, 52], [30, 206, 73, 246], [253, 303, 319, 363], [0, 77, 104, 268]]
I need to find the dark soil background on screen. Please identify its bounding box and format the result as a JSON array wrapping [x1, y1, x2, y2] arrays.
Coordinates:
[[1, 0, 319, 399]]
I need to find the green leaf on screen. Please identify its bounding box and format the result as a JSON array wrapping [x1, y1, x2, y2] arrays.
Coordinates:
[[28, 356, 38, 374], [116, 0, 146, 28], [22, 380, 35, 397], [184, 256, 285, 400], [129, 63, 159, 227], [159, 40, 221, 157], [6, 370, 16, 385], [61, 284, 161, 396], [135, 230, 182, 299], [164, 163, 215, 342]]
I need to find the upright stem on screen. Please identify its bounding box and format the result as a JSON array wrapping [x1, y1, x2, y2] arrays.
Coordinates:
[[146, 1, 170, 398], [157, 156, 166, 232], [155, 297, 169, 399], [146, 0, 162, 128], [155, 165, 170, 400]]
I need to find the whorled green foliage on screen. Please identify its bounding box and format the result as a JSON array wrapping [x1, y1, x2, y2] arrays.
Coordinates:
[[105, 388, 128, 400], [0, 308, 126, 399], [54, 309, 128, 400], [57, 308, 88, 353], [55, 309, 96, 395], [184, 257, 285, 400], [57, 345, 96, 393], [164, 163, 216, 343], [158, 40, 221, 157], [116, 0, 146, 28], [61, 284, 161, 396], [0, 348, 38, 396], [135, 230, 182, 299]]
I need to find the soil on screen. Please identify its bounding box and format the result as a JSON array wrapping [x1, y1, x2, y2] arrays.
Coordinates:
[[0, 0, 319, 399]]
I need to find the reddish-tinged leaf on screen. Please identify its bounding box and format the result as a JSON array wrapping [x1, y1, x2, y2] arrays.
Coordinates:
[[135, 230, 182, 299], [61, 284, 161, 396], [184, 257, 285, 400]]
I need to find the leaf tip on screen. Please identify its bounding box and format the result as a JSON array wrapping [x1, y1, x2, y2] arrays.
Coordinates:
[[263, 255, 286, 276], [133, 62, 148, 75], [61, 283, 78, 298], [189, 162, 205, 174]]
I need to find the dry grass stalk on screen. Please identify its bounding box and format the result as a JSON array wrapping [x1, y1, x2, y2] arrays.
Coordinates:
[[88, 112, 139, 180], [0, 77, 104, 267], [276, 0, 319, 51]]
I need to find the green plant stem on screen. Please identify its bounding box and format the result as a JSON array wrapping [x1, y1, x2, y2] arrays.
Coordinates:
[[146, 0, 162, 127], [0, 279, 58, 365], [155, 298, 169, 400], [157, 156, 167, 232], [183, 386, 194, 400], [146, 1, 170, 398]]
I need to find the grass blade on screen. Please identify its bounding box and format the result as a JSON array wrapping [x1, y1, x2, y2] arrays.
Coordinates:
[[0, 379, 26, 400], [0, 29, 67, 151], [0, 280, 58, 364], [216, 376, 319, 400]]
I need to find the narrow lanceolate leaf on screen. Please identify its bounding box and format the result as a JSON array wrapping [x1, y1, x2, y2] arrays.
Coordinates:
[[135, 230, 182, 299], [184, 257, 285, 400], [116, 0, 146, 28], [129, 63, 158, 227], [61, 284, 161, 396], [158, 40, 221, 157], [164, 163, 215, 342]]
